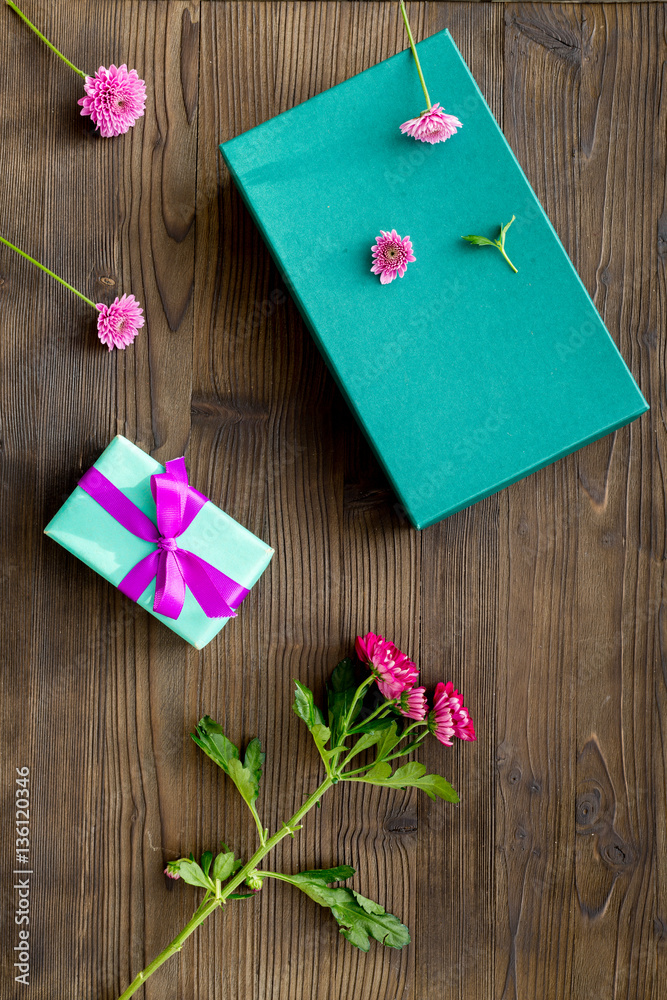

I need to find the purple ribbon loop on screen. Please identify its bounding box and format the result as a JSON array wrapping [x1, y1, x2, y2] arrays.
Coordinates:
[[78, 458, 249, 620]]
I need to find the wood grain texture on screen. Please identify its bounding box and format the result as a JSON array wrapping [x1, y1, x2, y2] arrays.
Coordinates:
[[0, 3, 664, 1000]]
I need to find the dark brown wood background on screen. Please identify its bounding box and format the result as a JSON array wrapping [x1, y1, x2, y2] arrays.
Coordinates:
[[1, 2, 665, 998]]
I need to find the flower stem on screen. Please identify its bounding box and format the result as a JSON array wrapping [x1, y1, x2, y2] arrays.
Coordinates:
[[116, 776, 334, 1000], [339, 675, 374, 740], [499, 247, 518, 274], [5, 1, 86, 78], [0, 235, 96, 309], [346, 701, 395, 736], [399, 1, 431, 110]]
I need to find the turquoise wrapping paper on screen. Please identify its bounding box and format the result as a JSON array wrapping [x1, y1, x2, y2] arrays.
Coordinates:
[[219, 29, 648, 529], [44, 436, 274, 648]]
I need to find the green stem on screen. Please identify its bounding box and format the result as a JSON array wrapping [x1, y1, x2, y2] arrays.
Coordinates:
[[340, 726, 428, 778], [338, 675, 374, 743], [498, 246, 518, 274], [346, 701, 394, 736], [399, 1, 431, 110], [0, 235, 96, 309], [116, 896, 220, 1000], [5, 1, 86, 78], [116, 776, 334, 1000]]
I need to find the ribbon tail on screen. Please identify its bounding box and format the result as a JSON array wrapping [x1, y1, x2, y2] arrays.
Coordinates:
[[118, 551, 161, 603], [153, 551, 187, 620], [177, 550, 250, 619]]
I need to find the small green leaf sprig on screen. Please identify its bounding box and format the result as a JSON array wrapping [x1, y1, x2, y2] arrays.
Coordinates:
[[462, 215, 518, 272], [116, 636, 475, 1000]]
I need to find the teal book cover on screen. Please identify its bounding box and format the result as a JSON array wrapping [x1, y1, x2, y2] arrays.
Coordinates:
[[220, 29, 648, 530]]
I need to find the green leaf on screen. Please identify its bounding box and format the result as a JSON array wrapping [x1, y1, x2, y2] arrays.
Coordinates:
[[363, 761, 392, 781], [327, 658, 362, 742], [376, 721, 402, 760], [357, 761, 460, 803], [461, 234, 496, 247], [228, 890, 258, 899], [346, 727, 388, 760], [293, 680, 327, 729], [311, 722, 333, 758], [212, 850, 236, 882], [243, 738, 265, 798], [293, 682, 333, 760], [226, 756, 262, 809], [175, 859, 214, 891], [191, 716, 240, 772], [192, 718, 264, 810], [289, 878, 410, 952], [289, 866, 356, 886], [200, 851, 213, 878], [350, 715, 394, 735]]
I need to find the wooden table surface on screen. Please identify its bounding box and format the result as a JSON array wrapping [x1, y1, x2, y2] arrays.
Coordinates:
[[1, 2, 665, 998]]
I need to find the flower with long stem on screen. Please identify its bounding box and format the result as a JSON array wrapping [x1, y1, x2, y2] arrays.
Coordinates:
[[398, 1, 462, 143], [5, 0, 146, 137], [0, 235, 144, 350], [115, 637, 476, 999]]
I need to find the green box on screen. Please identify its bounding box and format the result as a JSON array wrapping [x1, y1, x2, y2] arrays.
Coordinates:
[[44, 436, 274, 648], [220, 29, 648, 529]]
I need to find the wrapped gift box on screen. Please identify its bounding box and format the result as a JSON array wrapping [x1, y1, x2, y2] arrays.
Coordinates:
[[44, 436, 274, 648], [219, 29, 648, 529]]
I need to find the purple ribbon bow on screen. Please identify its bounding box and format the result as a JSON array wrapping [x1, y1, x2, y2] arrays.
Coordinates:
[[79, 457, 249, 620]]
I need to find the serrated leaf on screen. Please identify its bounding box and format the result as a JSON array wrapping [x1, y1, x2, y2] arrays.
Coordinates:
[[376, 721, 402, 760], [363, 761, 392, 781], [311, 722, 332, 755], [293, 680, 327, 729], [461, 234, 496, 247], [346, 727, 388, 759], [191, 717, 240, 773], [226, 756, 262, 809], [192, 719, 264, 810], [289, 866, 355, 886], [200, 851, 213, 878], [357, 760, 460, 802], [351, 890, 385, 915], [327, 658, 362, 742], [175, 859, 214, 891], [289, 880, 410, 952], [293, 682, 332, 761], [243, 738, 265, 793], [212, 850, 236, 882]]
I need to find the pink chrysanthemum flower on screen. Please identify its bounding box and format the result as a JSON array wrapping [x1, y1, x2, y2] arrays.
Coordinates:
[[355, 632, 417, 699], [164, 863, 180, 880], [427, 682, 476, 746], [79, 64, 146, 138], [96, 294, 145, 351], [399, 686, 427, 721], [400, 103, 462, 145], [370, 230, 415, 285], [428, 683, 456, 746], [441, 681, 476, 741], [393, 653, 419, 690]]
